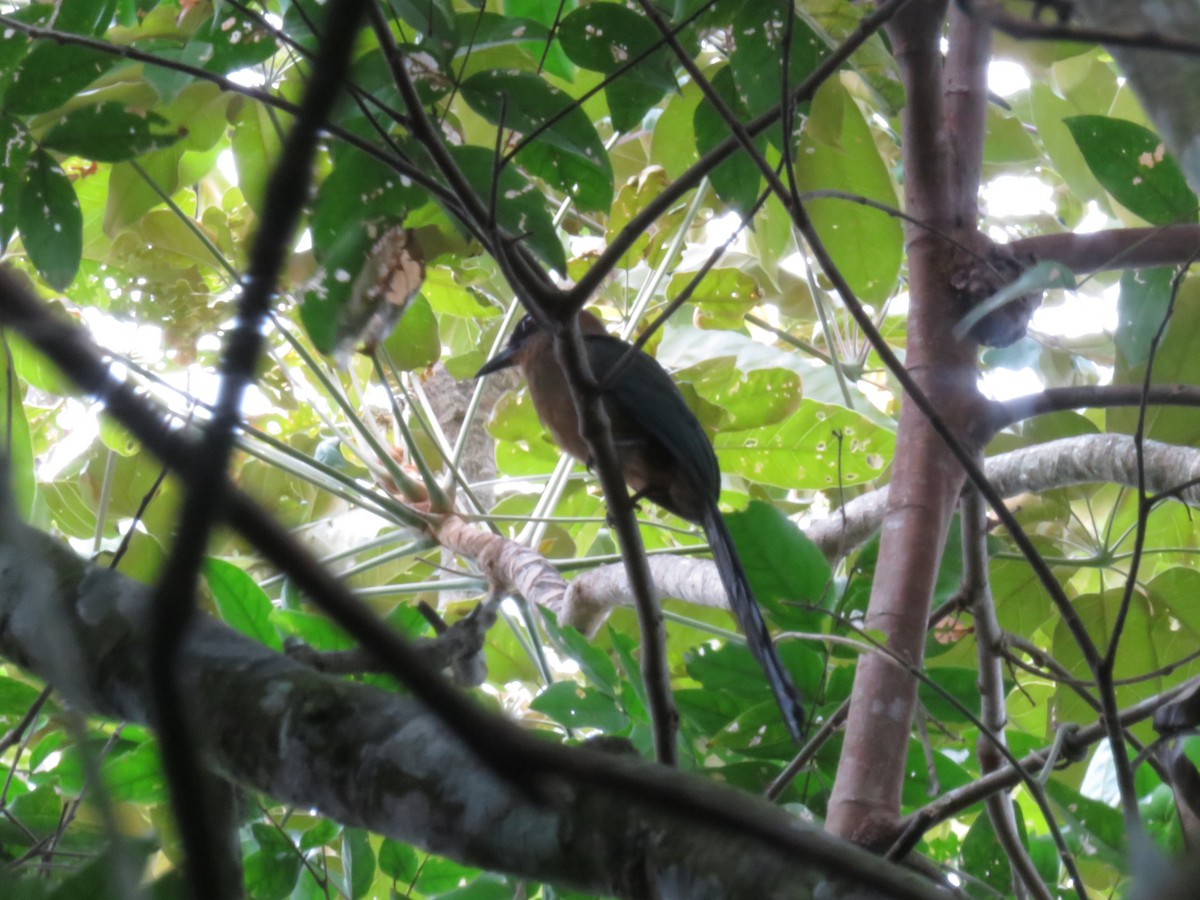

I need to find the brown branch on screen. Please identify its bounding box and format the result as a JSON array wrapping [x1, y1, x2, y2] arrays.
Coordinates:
[[958, 0, 1200, 55], [994, 384, 1200, 433], [944, 2, 992, 229], [805, 434, 1200, 559], [961, 491, 1057, 900], [0, 512, 951, 900], [900, 677, 1200, 832], [1009, 226, 1200, 274]]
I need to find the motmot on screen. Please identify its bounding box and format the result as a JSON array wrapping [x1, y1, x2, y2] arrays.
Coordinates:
[[476, 310, 806, 741]]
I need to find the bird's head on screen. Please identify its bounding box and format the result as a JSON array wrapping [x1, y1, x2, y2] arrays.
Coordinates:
[[474, 314, 540, 377], [474, 310, 606, 378]]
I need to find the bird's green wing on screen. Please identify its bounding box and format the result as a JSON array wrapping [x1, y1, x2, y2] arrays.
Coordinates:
[[583, 333, 720, 499]]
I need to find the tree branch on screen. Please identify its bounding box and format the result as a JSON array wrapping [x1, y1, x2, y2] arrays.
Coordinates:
[[805, 433, 1200, 559], [0, 509, 952, 900], [1009, 226, 1200, 274]]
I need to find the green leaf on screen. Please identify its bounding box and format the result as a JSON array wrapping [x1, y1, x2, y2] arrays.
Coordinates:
[[16, 150, 82, 288], [961, 806, 1022, 897], [667, 267, 761, 332], [558, 4, 676, 133], [674, 686, 745, 736], [530, 681, 628, 732], [230, 97, 282, 211], [204, 558, 282, 650], [460, 70, 613, 212], [1109, 277, 1200, 444], [420, 268, 497, 318], [791, 79, 903, 303], [447, 145, 566, 272], [50, 0, 113, 36], [0, 9, 40, 86], [382, 293, 440, 371], [919, 667, 983, 724], [101, 742, 166, 804], [684, 358, 801, 431], [41, 103, 185, 163], [191, 12, 280, 75], [500, 0, 574, 79], [413, 857, 481, 895], [713, 399, 894, 490], [342, 828, 376, 900], [1064, 115, 1197, 225], [104, 146, 185, 233], [1116, 267, 1173, 365], [98, 417, 138, 457], [651, 80, 701, 180], [898, 741, 974, 807], [310, 153, 426, 249], [538, 610, 620, 694], [1052, 590, 1161, 742], [0, 675, 49, 717], [729, 1, 824, 123], [378, 839, 418, 882], [682, 640, 820, 747], [47, 841, 157, 900], [725, 501, 831, 611], [244, 840, 302, 900], [391, 0, 457, 63], [693, 66, 762, 215], [686, 641, 785, 701], [0, 114, 32, 251], [2, 43, 117, 116], [436, 875, 515, 900], [300, 217, 406, 356], [1044, 778, 1128, 869], [270, 608, 355, 651], [299, 819, 341, 851], [456, 12, 550, 53], [0, 338, 36, 520], [5, 330, 76, 396]]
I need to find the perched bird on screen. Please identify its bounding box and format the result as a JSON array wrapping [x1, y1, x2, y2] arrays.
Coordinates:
[[476, 310, 805, 740]]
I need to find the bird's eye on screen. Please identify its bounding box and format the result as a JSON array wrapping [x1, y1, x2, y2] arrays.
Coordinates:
[[512, 314, 538, 343]]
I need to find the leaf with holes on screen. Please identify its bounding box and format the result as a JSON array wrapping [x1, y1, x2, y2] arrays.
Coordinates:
[[2, 43, 117, 115], [16, 150, 82, 289], [42, 103, 186, 162], [447, 145, 566, 272], [693, 66, 765, 215], [1065, 116, 1197, 225], [559, 4, 676, 132], [461, 69, 613, 212]]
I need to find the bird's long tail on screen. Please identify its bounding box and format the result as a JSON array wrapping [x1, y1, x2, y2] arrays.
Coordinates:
[[702, 503, 806, 742]]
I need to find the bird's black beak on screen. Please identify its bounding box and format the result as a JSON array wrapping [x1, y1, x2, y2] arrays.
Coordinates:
[[474, 347, 517, 378]]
